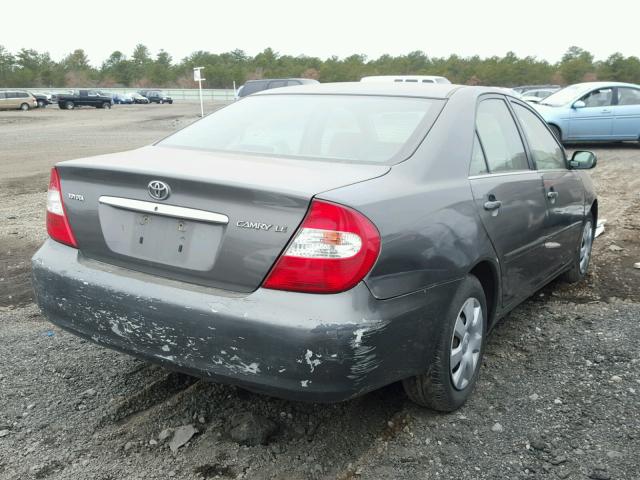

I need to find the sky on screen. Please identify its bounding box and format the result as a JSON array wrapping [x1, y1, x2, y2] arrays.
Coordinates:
[[3, 0, 634, 65]]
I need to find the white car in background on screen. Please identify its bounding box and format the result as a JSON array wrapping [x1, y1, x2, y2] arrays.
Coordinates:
[[361, 75, 451, 84], [521, 88, 559, 104]]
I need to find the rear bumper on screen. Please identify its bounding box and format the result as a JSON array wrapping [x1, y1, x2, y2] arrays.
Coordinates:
[[32, 240, 456, 402]]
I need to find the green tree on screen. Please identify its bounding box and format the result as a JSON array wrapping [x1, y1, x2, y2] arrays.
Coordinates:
[[559, 46, 595, 84]]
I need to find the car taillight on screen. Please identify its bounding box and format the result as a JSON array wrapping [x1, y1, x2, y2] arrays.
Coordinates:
[[262, 200, 380, 294], [46, 167, 78, 248]]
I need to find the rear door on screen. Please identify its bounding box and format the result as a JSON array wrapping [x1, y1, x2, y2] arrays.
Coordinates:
[[567, 87, 614, 140], [86, 90, 100, 106], [470, 96, 550, 307], [5, 91, 18, 109], [512, 101, 584, 270], [612, 87, 640, 139]]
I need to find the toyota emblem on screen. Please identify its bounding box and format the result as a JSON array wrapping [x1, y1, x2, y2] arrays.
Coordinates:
[[148, 180, 171, 201]]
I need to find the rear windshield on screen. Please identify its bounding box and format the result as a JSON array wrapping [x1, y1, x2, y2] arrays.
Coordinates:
[[159, 94, 445, 164]]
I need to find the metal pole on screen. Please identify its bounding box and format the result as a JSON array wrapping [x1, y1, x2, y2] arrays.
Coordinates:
[[194, 67, 205, 117], [198, 77, 204, 117]]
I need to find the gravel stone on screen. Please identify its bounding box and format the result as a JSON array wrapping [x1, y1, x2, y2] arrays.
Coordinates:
[[229, 412, 277, 446], [168, 425, 197, 452]]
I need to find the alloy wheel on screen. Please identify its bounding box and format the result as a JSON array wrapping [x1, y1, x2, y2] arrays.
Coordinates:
[[450, 297, 483, 390], [579, 220, 593, 274]]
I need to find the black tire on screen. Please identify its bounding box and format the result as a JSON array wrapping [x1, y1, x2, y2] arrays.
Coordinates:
[[65, 101, 75, 110], [20, 103, 30, 111], [549, 125, 562, 142], [159, 100, 164, 104], [403, 274, 487, 411], [101, 102, 111, 109], [561, 213, 594, 283], [37, 100, 45, 108]]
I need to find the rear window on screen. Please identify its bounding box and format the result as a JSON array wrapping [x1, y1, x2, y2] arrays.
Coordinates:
[[159, 94, 445, 164], [240, 81, 267, 96]]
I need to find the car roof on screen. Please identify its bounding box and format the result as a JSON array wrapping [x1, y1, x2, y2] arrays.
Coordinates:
[[568, 81, 640, 89], [246, 78, 314, 83], [361, 75, 448, 81], [255, 82, 514, 99]]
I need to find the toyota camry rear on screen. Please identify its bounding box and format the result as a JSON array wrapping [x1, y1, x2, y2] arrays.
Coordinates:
[[32, 83, 597, 409]]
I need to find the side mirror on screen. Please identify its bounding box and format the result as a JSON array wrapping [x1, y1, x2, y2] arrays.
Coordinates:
[[573, 100, 586, 109], [569, 151, 597, 169]]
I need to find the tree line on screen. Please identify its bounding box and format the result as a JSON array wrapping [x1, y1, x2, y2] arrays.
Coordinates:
[[1, 44, 639, 89]]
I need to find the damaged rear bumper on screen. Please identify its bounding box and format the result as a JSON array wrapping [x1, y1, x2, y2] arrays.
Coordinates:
[[32, 240, 455, 402]]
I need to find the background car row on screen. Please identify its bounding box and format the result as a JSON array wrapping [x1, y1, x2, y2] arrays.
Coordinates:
[[0, 89, 173, 110], [3, 80, 639, 145]]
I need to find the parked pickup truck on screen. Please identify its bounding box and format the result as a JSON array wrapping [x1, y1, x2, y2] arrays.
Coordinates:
[[57, 90, 113, 110]]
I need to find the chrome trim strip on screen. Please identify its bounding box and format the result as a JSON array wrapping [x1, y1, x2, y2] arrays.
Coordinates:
[[468, 170, 538, 180], [98, 196, 229, 225]]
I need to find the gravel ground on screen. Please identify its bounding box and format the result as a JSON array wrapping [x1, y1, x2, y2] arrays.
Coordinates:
[[0, 105, 639, 480]]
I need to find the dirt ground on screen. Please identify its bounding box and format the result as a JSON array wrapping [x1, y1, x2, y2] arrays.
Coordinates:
[[0, 105, 639, 480]]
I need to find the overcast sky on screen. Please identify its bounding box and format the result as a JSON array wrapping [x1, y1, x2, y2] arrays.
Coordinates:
[[4, 0, 634, 65]]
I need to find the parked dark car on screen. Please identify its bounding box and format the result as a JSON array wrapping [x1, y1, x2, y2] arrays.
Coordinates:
[[236, 78, 319, 99], [114, 93, 134, 104], [144, 90, 173, 104], [30, 91, 54, 108], [131, 93, 150, 104], [57, 90, 113, 110], [32, 83, 597, 411]]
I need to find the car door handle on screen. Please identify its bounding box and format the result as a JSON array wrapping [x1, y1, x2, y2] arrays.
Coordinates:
[[483, 200, 502, 211], [547, 191, 559, 200], [601, 109, 611, 113]]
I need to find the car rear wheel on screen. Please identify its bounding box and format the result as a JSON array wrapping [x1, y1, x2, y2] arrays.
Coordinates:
[[561, 213, 594, 283], [20, 103, 30, 111], [402, 274, 486, 411], [37, 100, 45, 108], [65, 102, 75, 110], [102, 102, 111, 109]]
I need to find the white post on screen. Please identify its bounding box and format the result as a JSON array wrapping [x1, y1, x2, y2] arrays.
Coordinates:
[[194, 67, 205, 117]]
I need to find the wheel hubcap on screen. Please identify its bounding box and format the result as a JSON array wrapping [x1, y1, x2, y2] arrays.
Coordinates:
[[579, 221, 593, 274], [450, 297, 483, 391]]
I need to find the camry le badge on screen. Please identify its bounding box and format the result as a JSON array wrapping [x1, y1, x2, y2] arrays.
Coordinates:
[[236, 221, 288, 233]]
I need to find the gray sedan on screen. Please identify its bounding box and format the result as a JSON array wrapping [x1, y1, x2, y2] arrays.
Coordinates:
[[32, 83, 597, 411]]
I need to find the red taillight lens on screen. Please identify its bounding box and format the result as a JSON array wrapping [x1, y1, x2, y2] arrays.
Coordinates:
[[46, 167, 78, 248], [262, 200, 380, 294]]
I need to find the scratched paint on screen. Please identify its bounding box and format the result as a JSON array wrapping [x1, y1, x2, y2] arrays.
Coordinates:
[[304, 349, 322, 373]]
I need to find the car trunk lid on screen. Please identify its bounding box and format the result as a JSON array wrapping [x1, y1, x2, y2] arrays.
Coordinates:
[[57, 146, 389, 293]]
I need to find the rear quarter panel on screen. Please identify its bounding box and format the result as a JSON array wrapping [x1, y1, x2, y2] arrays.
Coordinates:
[[320, 88, 499, 300]]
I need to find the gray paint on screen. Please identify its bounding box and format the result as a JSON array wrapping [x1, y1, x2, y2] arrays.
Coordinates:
[[32, 83, 597, 402]]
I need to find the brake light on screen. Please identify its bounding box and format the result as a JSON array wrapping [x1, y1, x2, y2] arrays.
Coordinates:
[[262, 200, 380, 293], [46, 167, 78, 248]]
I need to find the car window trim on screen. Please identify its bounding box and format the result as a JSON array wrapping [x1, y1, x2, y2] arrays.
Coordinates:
[[509, 98, 569, 171], [475, 94, 534, 173], [468, 169, 539, 180], [470, 129, 490, 176]]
